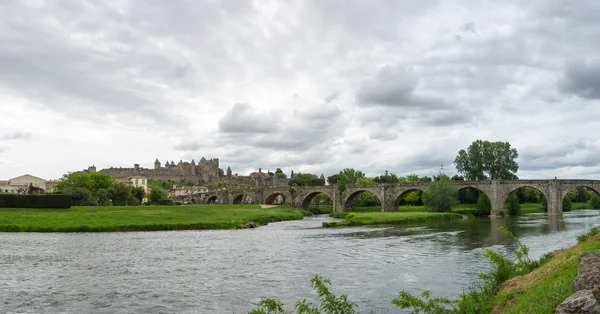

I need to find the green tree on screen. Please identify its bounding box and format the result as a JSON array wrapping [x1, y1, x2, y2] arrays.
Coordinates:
[[288, 173, 324, 186], [149, 188, 166, 204], [326, 174, 338, 185], [63, 187, 93, 206], [338, 168, 365, 185], [506, 193, 520, 215], [108, 182, 132, 206], [565, 188, 578, 201], [591, 194, 600, 209], [475, 193, 491, 216], [454, 140, 519, 180], [575, 187, 589, 203], [422, 176, 459, 212], [275, 168, 287, 179], [403, 191, 422, 205], [373, 170, 400, 183], [563, 197, 572, 212], [97, 188, 111, 206], [131, 186, 146, 203]]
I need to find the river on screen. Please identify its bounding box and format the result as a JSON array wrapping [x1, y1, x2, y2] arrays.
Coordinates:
[[1, 210, 599, 313]]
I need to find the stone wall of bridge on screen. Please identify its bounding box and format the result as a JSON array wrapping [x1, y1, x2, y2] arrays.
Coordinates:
[[203, 180, 600, 216]]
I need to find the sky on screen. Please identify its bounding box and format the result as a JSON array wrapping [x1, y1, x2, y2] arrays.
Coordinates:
[[1, 0, 600, 181]]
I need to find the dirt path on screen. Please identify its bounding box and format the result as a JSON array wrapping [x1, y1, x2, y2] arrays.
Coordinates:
[[259, 204, 277, 209]]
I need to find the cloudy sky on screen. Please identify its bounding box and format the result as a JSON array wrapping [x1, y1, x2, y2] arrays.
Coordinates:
[[1, 0, 599, 181]]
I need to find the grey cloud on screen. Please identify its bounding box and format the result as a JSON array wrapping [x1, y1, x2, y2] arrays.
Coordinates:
[[324, 91, 341, 103], [218, 103, 280, 134], [559, 59, 600, 99], [520, 141, 600, 171], [3, 132, 32, 140], [356, 65, 419, 107]]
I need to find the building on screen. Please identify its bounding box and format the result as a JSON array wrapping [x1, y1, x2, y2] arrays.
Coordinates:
[[0, 174, 47, 193], [91, 158, 224, 184]]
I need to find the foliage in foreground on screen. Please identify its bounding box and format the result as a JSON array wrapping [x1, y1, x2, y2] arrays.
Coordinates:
[[249, 275, 357, 314]]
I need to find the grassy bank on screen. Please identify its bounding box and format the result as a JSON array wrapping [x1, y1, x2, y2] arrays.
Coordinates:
[[490, 227, 600, 313], [323, 212, 465, 227], [0, 205, 305, 232]]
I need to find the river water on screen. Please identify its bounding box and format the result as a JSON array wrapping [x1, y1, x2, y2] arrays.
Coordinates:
[[1, 210, 600, 313]]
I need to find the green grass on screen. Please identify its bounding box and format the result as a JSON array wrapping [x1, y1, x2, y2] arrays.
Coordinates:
[[0, 205, 305, 232], [308, 205, 333, 214], [519, 203, 543, 213], [572, 201, 593, 210], [323, 212, 465, 227], [491, 228, 600, 313]]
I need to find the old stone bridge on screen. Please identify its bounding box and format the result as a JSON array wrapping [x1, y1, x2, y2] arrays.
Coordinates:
[[204, 179, 600, 216]]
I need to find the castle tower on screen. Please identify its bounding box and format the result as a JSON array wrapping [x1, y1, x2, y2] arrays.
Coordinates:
[[291, 170, 294, 178], [154, 158, 161, 169], [191, 159, 196, 176], [226, 166, 232, 177], [88, 165, 96, 173], [134, 163, 140, 171]]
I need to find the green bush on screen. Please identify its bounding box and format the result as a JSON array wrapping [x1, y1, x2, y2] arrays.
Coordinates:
[[506, 193, 520, 215], [591, 195, 600, 209], [422, 176, 459, 212], [562, 197, 572, 212], [474, 193, 491, 217], [0, 194, 71, 209], [157, 199, 175, 206]]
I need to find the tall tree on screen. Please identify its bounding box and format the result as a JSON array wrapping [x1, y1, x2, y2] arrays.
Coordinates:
[[288, 173, 324, 186], [338, 168, 365, 185], [454, 140, 519, 180], [326, 174, 339, 185]]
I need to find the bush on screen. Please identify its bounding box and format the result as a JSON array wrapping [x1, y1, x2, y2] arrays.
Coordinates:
[[562, 197, 572, 212], [474, 193, 491, 217], [591, 195, 600, 209], [0, 194, 71, 209], [422, 176, 459, 212], [506, 193, 520, 215], [156, 199, 175, 206]]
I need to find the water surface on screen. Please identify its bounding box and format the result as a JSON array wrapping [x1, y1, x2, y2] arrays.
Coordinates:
[[1, 210, 599, 313]]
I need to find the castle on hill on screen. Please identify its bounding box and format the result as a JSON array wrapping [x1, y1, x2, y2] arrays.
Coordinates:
[[95, 158, 225, 184]]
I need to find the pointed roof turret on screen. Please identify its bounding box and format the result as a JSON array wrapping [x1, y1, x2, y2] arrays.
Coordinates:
[[154, 158, 160, 164], [191, 159, 196, 165], [170, 160, 175, 166], [320, 173, 325, 180], [201, 157, 207, 162]]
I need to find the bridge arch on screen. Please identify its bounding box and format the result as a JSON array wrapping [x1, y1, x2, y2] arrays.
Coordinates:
[[301, 191, 333, 209], [264, 192, 290, 205], [343, 189, 382, 211], [560, 185, 600, 203], [206, 195, 218, 204], [233, 194, 245, 204], [502, 185, 549, 214], [393, 188, 426, 207]]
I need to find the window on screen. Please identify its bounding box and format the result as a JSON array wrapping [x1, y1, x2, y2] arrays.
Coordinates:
[[135, 179, 138, 184]]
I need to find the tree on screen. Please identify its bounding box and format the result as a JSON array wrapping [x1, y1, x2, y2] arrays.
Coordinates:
[[563, 197, 572, 212], [338, 168, 365, 185], [107, 181, 132, 206], [97, 188, 111, 206], [475, 193, 491, 216], [454, 140, 519, 180], [575, 187, 589, 203], [506, 193, 520, 215], [591, 194, 600, 209], [403, 191, 422, 205], [275, 168, 287, 179], [63, 187, 92, 206], [288, 173, 324, 186], [422, 176, 459, 212], [373, 170, 400, 183], [451, 175, 465, 181], [131, 186, 146, 203], [326, 174, 339, 185], [149, 188, 166, 204]]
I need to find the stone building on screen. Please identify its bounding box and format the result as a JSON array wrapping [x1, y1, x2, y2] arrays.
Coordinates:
[[97, 158, 223, 184]]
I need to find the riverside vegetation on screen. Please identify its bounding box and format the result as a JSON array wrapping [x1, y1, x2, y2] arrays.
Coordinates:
[[248, 226, 600, 313], [0, 204, 305, 232]]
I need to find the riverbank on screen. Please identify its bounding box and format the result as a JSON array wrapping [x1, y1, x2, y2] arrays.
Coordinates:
[[323, 211, 465, 227], [489, 227, 600, 313], [0, 205, 305, 232]]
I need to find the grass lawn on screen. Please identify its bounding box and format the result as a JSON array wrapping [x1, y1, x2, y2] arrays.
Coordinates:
[[0, 204, 305, 232], [323, 211, 464, 227], [491, 228, 600, 313]]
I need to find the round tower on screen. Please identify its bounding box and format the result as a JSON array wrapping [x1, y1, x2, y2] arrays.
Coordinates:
[[154, 158, 161, 169]]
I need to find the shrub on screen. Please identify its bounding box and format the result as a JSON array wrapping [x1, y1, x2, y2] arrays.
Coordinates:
[[591, 195, 600, 209], [562, 197, 572, 212], [473, 193, 491, 216], [506, 193, 520, 215], [422, 176, 459, 212], [0, 194, 71, 209], [157, 199, 175, 205]]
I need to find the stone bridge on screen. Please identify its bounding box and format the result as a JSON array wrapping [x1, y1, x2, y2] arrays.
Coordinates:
[[204, 179, 600, 216]]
